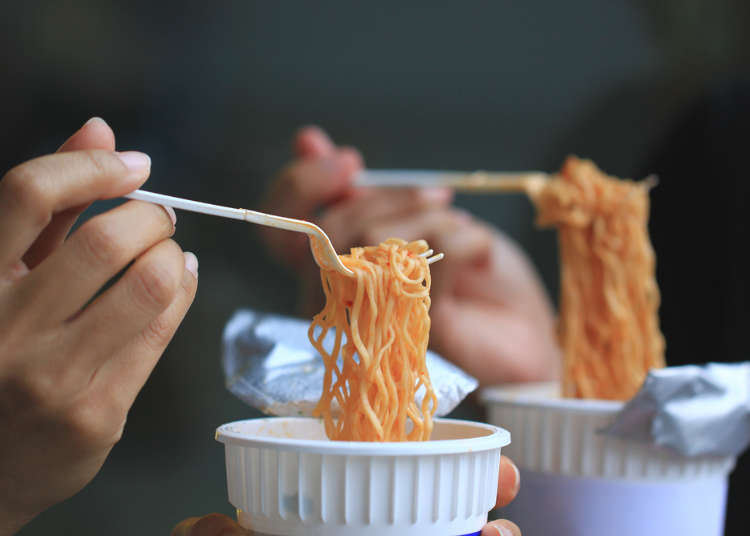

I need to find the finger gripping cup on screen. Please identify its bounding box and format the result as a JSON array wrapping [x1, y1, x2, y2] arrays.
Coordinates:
[[216, 417, 510, 536]]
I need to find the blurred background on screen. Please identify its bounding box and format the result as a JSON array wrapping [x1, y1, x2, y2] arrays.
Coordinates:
[[1, 1, 748, 534]]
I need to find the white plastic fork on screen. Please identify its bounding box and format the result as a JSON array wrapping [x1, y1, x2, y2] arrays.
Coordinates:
[[357, 169, 657, 197], [125, 190, 444, 277], [356, 169, 549, 196]]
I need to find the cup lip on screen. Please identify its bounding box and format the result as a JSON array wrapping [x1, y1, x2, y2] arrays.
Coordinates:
[[480, 381, 624, 414], [215, 417, 510, 456]]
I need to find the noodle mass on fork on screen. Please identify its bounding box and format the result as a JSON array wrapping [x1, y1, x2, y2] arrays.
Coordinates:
[[309, 238, 436, 441]]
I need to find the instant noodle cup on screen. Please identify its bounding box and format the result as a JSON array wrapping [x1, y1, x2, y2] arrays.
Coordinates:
[[216, 417, 510, 536], [481, 382, 736, 536]]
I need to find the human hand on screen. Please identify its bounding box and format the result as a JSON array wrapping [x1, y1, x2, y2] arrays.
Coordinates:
[[0, 118, 198, 535], [262, 127, 559, 384], [481, 455, 522, 536], [173, 456, 521, 536]]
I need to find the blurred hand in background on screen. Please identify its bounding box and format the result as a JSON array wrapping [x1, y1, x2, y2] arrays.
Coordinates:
[[260, 127, 560, 385], [0, 119, 198, 535]]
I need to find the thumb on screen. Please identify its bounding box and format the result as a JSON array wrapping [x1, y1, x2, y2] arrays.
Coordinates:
[[481, 519, 522, 536], [172, 514, 247, 536]]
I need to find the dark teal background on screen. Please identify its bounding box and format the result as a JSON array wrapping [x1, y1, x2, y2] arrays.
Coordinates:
[[1, 1, 748, 534]]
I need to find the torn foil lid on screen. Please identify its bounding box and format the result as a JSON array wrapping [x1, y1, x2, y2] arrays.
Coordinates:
[[222, 309, 479, 418], [603, 362, 750, 457]]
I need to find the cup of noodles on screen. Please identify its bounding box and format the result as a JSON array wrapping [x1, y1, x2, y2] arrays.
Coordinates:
[[481, 382, 736, 536], [215, 417, 510, 535]]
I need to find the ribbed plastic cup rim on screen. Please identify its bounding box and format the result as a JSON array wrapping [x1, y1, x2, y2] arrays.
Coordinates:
[[216, 417, 510, 456], [480, 381, 623, 414]]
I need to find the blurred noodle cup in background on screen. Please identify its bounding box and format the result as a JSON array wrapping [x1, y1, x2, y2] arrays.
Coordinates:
[[482, 382, 736, 536]]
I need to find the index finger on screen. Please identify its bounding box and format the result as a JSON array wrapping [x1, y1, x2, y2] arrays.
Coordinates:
[[23, 117, 117, 268], [0, 149, 150, 271]]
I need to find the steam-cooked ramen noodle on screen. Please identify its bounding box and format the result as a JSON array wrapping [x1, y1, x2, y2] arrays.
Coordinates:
[[309, 238, 436, 441], [534, 156, 665, 400]]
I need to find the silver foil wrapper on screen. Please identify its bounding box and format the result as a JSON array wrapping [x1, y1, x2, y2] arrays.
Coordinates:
[[222, 309, 478, 418], [603, 362, 750, 457]]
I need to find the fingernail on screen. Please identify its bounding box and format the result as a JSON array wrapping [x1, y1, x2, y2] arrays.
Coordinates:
[[510, 461, 521, 495], [116, 151, 151, 177], [485, 524, 515, 536], [84, 116, 108, 127], [161, 205, 177, 227], [420, 187, 452, 203], [322, 155, 357, 183], [184, 251, 199, 278], [339, 148, 363, 172]]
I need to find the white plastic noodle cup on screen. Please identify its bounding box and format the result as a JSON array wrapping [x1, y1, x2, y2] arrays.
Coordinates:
[[215, 417, 510, 536], [480, 382, 736, 536]]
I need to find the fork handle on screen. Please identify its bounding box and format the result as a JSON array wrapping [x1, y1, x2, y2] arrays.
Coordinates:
[[125, 189, 322, 236], [356, 169, 548, 192], [125, 190, 246, 220]]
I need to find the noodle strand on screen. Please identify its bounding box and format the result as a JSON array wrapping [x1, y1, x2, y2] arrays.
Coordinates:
[[310, 238, 436, 441], [534, 156, 665, 400]]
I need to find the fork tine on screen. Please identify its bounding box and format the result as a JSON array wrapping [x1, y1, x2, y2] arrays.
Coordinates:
[[426, 253, 444, 264]]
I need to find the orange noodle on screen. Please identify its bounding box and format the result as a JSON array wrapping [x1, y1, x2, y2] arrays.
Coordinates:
[[533, 156, 665, 400], [309, 238, 436, 441]]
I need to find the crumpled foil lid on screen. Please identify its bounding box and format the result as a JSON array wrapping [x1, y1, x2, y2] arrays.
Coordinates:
[[222, 309, 478, 418], [603, 362, 750, 457]]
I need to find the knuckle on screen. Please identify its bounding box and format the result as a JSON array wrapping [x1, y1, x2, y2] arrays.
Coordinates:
[[109, 421, 126, 445], [145, 201, 176, 233], [140, 310, 176, 351], [63, 404, 99, 444], [180, 266, 199, 296], [131, 255, 179, 311], [125, 201, 175, 240], [77, 218, 123, 268], [80, 149, 115, 179], [64, 401, 125, 448], [5, 372, 56, 410], [1, 164, 50, 226]]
